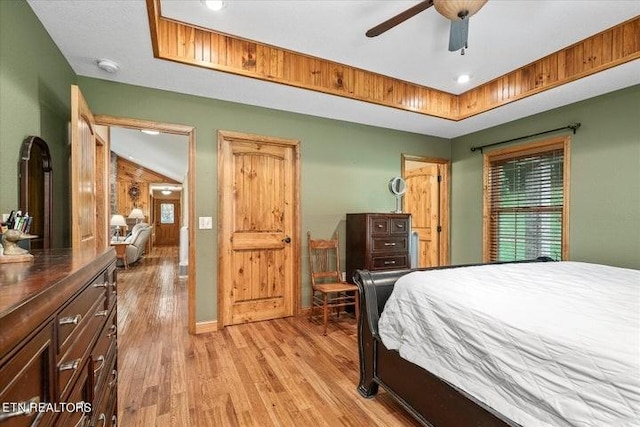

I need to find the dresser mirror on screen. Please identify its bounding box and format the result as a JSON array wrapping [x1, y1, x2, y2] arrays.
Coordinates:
[[19, 136, 53, 249]]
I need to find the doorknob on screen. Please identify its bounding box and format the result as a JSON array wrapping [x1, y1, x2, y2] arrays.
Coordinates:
[[282, 236, 292, 244]]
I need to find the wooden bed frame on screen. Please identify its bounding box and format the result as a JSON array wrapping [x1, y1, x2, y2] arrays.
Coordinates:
[[353, 259, 552, 427]]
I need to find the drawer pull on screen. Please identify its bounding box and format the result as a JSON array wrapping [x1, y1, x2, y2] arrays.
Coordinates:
[[384, 242, 396, 246], [396, 224, 404, 228], [112, 414, 118, 426], [93, 282, 107, 289], [107, 324, 117, 338], [96, 413, 106, 427], [59, 358, 81, 372], [109, 369, 118, 387], [59, 314, 82, 325], [0, 396, 39, 421], [377, 224, 383, 228], [384, 260, 396, 265], [110, 281, 117, 291], [72, 413, 87, 427], [95, 310, 109, 317], [93, 355, 106, 374]]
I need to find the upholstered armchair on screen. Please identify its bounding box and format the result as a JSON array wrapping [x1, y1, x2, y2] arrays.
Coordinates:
[[118, 222, 151, 267]]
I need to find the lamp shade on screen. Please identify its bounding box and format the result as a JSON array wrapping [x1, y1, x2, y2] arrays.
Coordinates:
[[110, 214, 127, 227], [433, 0, 487, 20], [128, 208, 145, 220]]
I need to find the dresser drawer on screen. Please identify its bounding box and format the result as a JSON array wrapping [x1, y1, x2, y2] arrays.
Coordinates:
[[371, 254, 409, 270], [0, 323, 54, 427], [369, 217, 389, 235], [105, 263, 117, 311], [58, 296, 107, 400], [390, 217, 410, 234], [91, 309, 117, 396], [57, 275, 109, 354], [371, 237, 408, 253], [54, 361, 91, 427]]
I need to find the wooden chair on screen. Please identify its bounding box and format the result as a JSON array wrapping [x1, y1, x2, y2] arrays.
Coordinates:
[[307, 231, 359, 335]]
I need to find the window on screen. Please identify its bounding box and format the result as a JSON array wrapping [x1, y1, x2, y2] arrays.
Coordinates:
[[483, 137, 570, 262], [160, 203, 175, 224]]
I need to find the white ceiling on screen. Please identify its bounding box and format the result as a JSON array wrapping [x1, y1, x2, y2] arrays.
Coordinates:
[[110, 127, 188, 183], [28, 0, 640, 140]]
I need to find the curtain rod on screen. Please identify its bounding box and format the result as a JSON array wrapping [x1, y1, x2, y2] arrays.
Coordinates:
[[470, 123, 581, 153]]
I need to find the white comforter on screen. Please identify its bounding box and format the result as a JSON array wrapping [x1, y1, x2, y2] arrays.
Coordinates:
[[378, 261, 640, 427]]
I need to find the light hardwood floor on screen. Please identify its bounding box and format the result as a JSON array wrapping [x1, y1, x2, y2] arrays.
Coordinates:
[[117, 247, 420, 426]]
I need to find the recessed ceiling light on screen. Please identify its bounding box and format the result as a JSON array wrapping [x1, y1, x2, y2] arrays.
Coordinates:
[[97, 59, 119, 73], [457, 74, 470, 84], [203, 0, 225, 11], [141, 129, 160, 135]]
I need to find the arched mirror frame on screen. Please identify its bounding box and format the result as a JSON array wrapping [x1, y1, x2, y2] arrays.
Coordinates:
[[19, 136, 53, 249]]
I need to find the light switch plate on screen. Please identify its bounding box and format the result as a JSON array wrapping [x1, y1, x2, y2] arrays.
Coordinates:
[[198, 216, 213, 229]]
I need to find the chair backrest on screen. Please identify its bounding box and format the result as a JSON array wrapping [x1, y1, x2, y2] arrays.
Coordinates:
[[307, 231, 343, 288]]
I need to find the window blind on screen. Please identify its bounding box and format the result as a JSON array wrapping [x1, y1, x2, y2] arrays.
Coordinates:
[[487, 148, 565, 262]]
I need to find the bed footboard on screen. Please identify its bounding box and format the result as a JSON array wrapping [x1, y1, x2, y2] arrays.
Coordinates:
[[353, 268, 405, 397]]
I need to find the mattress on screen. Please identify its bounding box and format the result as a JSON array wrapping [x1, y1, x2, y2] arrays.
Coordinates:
[[378, 261, 640, 427]]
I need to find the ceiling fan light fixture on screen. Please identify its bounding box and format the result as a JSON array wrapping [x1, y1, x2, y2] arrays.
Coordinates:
[[433, 0, 487, 21]]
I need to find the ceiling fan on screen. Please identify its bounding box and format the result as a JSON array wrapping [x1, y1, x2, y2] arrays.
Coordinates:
[[366, 0, 488, 54]]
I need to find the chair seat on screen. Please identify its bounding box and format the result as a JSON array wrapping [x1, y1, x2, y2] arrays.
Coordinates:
[[314, 282, 358, 293]]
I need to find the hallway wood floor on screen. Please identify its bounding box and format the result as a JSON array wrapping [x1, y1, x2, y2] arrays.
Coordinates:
[[117, 247, 420, 426]]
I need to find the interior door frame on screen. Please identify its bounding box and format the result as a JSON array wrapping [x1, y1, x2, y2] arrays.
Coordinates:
[[94, 115, 197, 334], [217, 130, 301, 329], [401, 154, 451, 265]]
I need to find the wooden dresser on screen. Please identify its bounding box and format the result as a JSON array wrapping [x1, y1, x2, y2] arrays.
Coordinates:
[[346, 213, 411, 283], [0, 248, 117, 427]]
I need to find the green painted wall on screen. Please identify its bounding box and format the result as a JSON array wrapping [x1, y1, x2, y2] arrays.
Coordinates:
[[450, 85, 640, 269], [0, 0, 76, 247], [77, 76, 450, 321]]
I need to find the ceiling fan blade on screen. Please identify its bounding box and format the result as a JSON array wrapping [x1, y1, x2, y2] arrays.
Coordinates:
[[448, 18, 469, 52], [366, 0, 434, 38]]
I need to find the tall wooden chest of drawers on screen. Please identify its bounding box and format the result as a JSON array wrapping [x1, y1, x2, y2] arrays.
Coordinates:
[[0, 248, 117, 427], [346, 213, 411, 283]]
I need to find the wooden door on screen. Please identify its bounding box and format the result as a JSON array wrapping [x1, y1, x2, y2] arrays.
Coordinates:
[[404, 164, 443, 267], [154, 197, 180, 246], [218, 131, 300, 327], [71, 85, 102, 253]]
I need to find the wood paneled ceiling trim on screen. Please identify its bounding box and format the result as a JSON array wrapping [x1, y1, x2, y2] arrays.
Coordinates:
[[147, 0, 639, 121]]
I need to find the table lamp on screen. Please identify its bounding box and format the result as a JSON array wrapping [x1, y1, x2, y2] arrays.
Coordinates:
[[110, 214, 127, 240], [128, 208, 145, 224]]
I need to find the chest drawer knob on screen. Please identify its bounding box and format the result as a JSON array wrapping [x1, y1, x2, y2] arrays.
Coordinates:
[[95, 310, 109, 318], [384, 242, 396, 246], [59, 358, 81, 372], [59, 314, 81, 325], [384, 260, 396, 265], [0, 396, 40, 421], [92, 282, 107, 289]]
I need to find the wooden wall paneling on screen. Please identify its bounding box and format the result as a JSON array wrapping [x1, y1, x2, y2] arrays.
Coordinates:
[[146, 1, 638, 122]]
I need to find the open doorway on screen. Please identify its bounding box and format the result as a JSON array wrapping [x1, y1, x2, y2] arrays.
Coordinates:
[[401, 154, 450, 267], [94, 115, 197, 333]]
